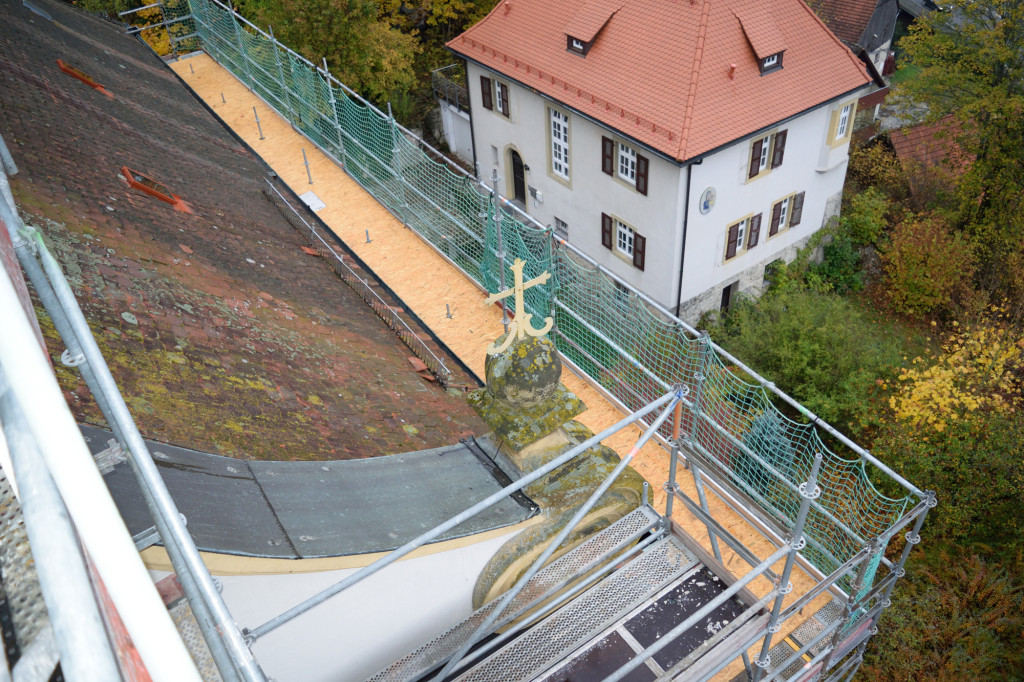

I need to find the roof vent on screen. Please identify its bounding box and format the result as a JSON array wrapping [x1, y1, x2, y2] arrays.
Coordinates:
[[57, 60, 113, 98], [121, 167, 192, 213]]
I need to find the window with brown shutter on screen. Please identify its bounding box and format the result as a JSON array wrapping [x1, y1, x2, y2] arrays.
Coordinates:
[[726, 223, 739, 259], [748, 213, 762, 247], [771, 130, 787, 169], [748, 139, 763, 179], [769, 202, 782, 236], [496, 82, 510, 117], [480, 76, 493, 110], [601, 137, 614, 176], [790, 192, 806, 226], [633, 234, 646, 270], [636, 154, 649, 195], [601, 213, 613, 249]]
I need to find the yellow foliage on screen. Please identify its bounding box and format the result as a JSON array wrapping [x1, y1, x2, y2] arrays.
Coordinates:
[[890, 308, 1023, 431]]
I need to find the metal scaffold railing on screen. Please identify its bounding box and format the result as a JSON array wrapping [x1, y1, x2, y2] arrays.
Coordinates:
[[0, 150, 266, 682], [165, 0, 924, 602]]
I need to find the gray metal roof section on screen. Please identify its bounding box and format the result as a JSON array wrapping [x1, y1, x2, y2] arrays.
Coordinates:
[[85, 425, 536, 559]]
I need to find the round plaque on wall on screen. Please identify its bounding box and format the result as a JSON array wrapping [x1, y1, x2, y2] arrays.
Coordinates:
[[699, 187, 716, 215]]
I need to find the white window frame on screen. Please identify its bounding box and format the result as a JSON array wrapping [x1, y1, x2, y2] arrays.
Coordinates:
[[617, 142, 637, 182], [778, 196, 790, 230], [495, 82, 510, 117], [836, 103, 852, 139], [615, 219, 634, 257], [762, 54, 779, 69], [550, 109, 570, 180], [758, 135, 771, 173], [736, 218, 747, 251], [571, 38, 584, 51]]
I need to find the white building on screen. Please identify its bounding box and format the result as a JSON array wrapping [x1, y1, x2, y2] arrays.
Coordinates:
[[447, 0, 872, 322]]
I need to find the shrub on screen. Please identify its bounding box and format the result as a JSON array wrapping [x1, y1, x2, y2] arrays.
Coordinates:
[[881, 214, 976, 316]]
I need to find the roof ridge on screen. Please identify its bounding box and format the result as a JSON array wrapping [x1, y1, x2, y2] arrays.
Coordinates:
[[677, 0, 711, 160]]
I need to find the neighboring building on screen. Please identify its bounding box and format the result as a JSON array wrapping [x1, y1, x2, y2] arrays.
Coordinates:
[[806, 0, 900, 80], [448, 0, 872, 322]]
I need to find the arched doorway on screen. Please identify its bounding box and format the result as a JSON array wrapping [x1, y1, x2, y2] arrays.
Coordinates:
[[509, 150, 526, 205]]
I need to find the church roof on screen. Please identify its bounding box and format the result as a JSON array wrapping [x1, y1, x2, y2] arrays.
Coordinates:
[[0, 0, 485, 460]]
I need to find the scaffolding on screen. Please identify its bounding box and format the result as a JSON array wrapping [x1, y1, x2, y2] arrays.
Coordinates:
[[166, 0, 924, 600], [0, 1, 936, 677]]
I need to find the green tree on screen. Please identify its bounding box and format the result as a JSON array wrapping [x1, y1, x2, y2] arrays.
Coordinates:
[[896, 0, 1024, 301], [709, 288, 905, 433], [246, 0, 420, 108]]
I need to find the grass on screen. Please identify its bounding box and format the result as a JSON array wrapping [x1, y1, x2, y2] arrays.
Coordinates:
[[891, 63, 923, 85]]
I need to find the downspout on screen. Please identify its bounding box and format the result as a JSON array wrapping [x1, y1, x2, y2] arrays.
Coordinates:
[[674, 160, 700, 314], [464, 60, 480, 178]]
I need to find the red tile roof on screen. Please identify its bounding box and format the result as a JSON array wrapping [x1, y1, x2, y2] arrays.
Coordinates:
[[806, 0, 877, 45], [449, 0, 871, 162], [889, 115, 971, 176]]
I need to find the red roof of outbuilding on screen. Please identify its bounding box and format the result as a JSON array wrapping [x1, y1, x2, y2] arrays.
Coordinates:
[[449, 0, 871, 162]]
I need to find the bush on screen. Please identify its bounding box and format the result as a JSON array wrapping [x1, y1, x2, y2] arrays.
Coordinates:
[[843, 187, 891, 246], [810, 233, 864, 294], [709, 288, 905, 433], [881, 214, 976, 316], [862, 551, 1024, 681]]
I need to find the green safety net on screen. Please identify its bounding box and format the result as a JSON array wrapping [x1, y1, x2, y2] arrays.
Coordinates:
[[179, 0, 916, 594]]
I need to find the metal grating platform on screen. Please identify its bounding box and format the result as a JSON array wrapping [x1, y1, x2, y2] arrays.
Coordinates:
[[369, 505, 668, 682], [170, 598, 223, 682], [455, 535, 698, 681], [0, 468, 50, 671]]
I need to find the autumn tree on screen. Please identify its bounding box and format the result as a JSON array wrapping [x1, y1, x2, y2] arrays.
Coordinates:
[[896, 0, 1024, 301], [880, 213, 976, 316], [243, 0, 420, 110]]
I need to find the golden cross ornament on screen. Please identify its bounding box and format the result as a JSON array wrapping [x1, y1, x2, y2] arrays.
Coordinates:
[[484, 258, 553, 355]]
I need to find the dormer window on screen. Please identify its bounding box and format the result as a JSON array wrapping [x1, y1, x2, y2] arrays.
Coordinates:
[[567, 35, 589, 55], [760, 52, 783, 74]]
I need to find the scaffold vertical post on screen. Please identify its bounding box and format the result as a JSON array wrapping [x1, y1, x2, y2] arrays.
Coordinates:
[[690, 332, 723, 562], [818, 537, 882, 673], [752, 452, 823, 682], [664, 392, 684, 519], [267, 26, 295, 125], [322, 59, 346, 166], [490, 169, 508, 333], [227, 0, 254, 92]]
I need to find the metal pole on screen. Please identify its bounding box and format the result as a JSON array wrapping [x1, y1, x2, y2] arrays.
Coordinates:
[[322, 58, 347, 164], [0, 132, 19, 176], [876, 491, 934, 611], [27, 232, 265, 682], [818, 538, 882, 673], [437, 394, 681, 681], [690, 333, 723, 561], [247, 391, 676, 640], [267, 25, 296, 126], [751, 453, 823, 682], [226, 0, 255, 92], [3, 218, 244, 682], [664, 392, 684, 518], [489, 169, 508, 333], [387, 102, 410, 225], [302, 148, 313, 184], [0, 244, 202, 682], [253, 106, 264, 140], [0, 372, 122, 682], [605, 542, 792, 682]]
